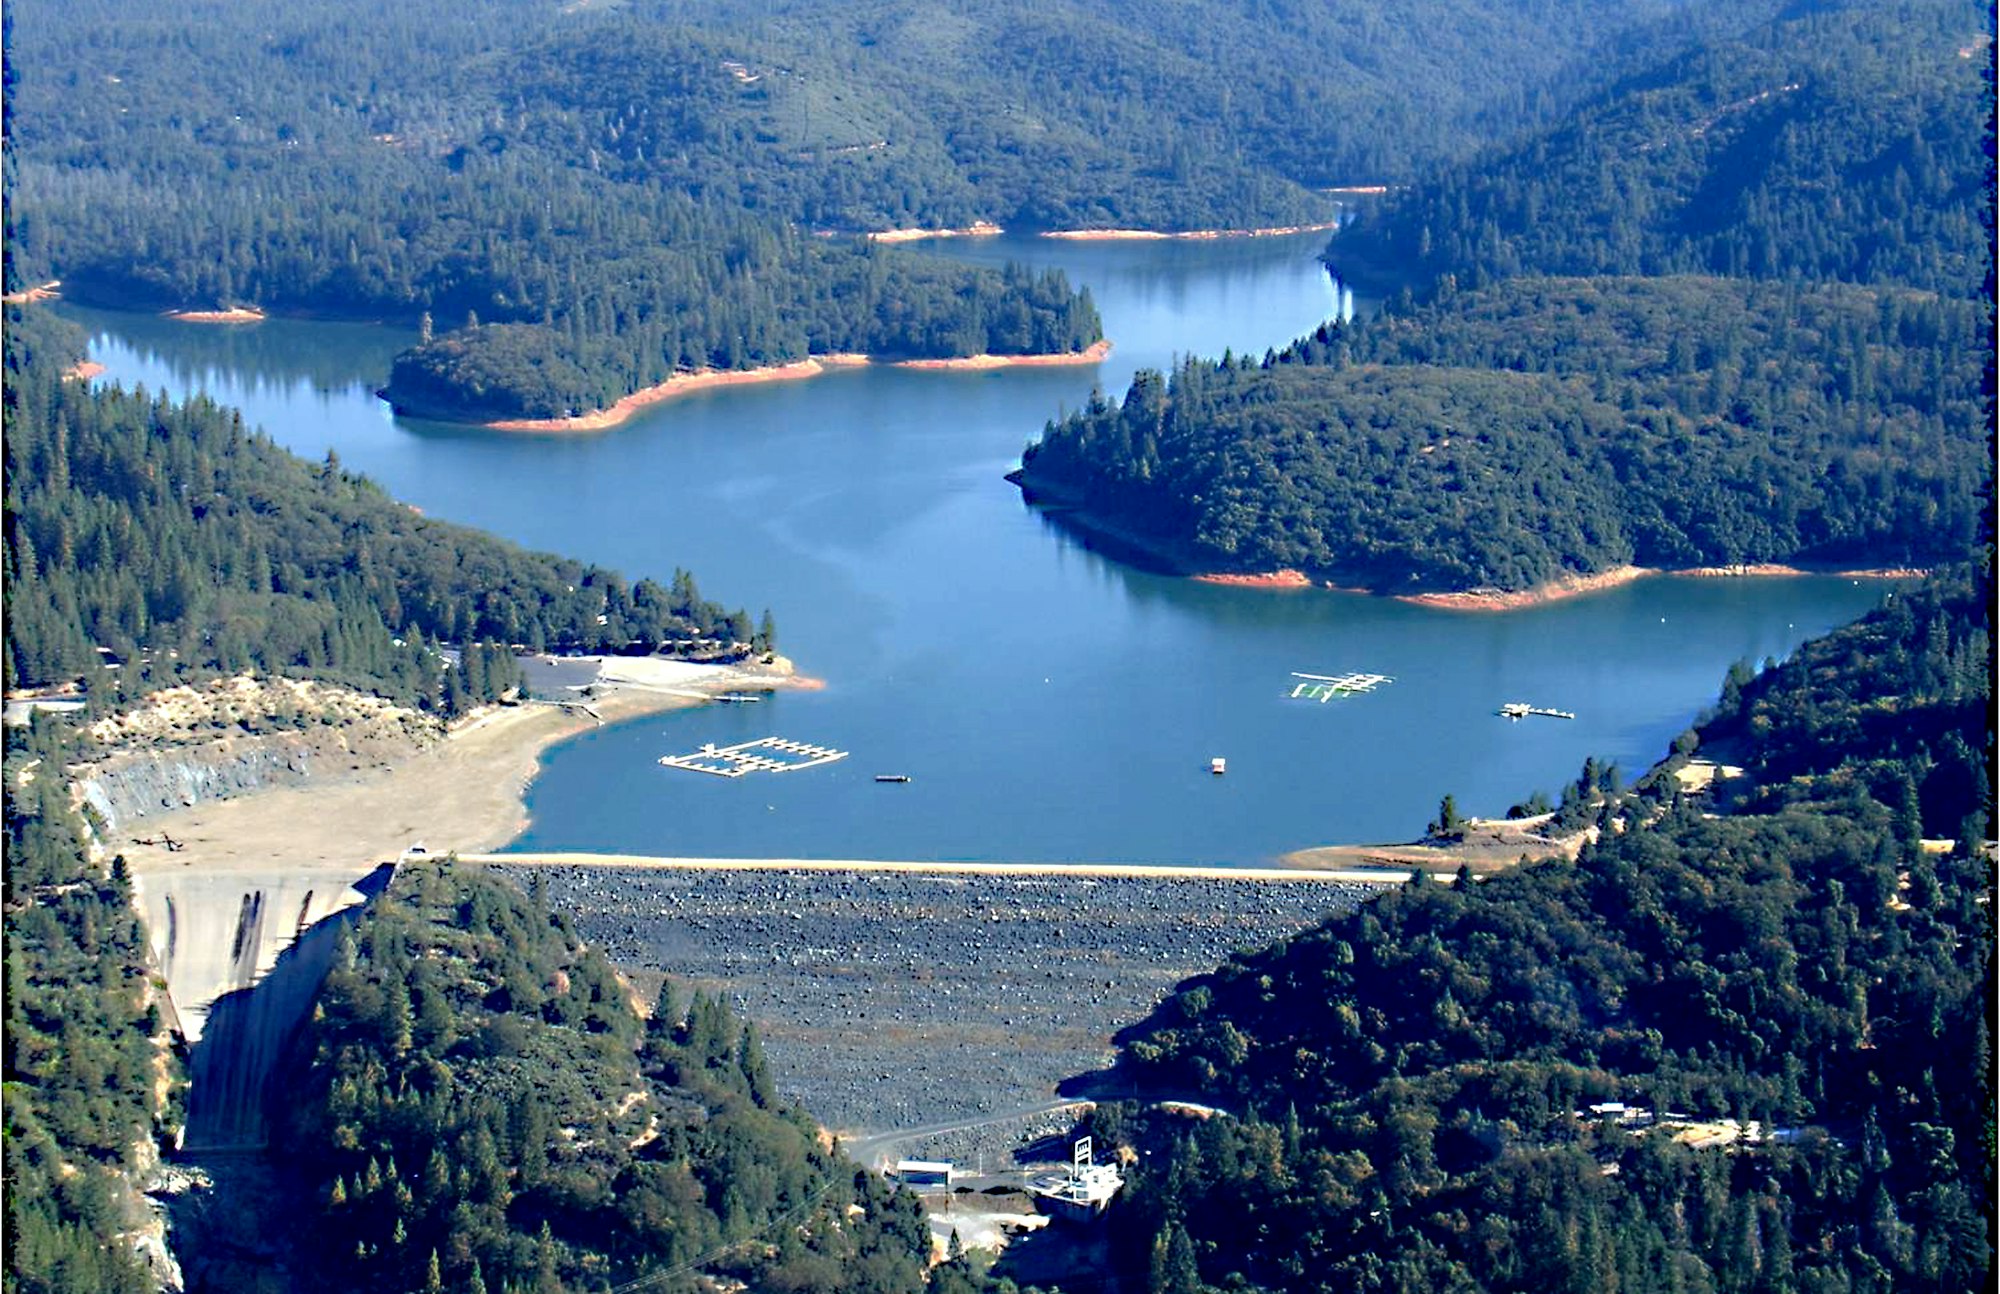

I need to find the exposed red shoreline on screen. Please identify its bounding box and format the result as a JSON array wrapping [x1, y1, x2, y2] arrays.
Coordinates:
[[1188, 563, 1927, 611], [1395, 566, 1653, 611], [893, 339, 1111, 371], [164, 305, 267, 324], [482, 343, 1110, 432], [1191, 570, 1313, 589]]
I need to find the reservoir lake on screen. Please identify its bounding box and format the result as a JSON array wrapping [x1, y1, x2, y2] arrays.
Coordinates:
[[68, 232, 1895, 864]]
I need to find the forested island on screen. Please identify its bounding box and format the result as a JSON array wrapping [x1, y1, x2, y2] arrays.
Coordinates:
[[1071, 561, 1993, 1292], [1014, 2, 1990, 597]]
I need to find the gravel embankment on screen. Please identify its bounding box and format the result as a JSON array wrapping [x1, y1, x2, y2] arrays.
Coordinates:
[[528, 866, 1372, 1141]]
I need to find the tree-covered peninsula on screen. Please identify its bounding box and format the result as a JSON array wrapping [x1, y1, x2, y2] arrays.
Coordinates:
[[1079, 562, 1994, 1292], [1013, 0, 1991, 595], [1016, 274, 1987, 592], [3, 305, 758, 712]]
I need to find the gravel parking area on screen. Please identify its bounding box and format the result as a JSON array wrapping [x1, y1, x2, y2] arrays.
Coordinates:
[[526, 865, 1371, 1138]]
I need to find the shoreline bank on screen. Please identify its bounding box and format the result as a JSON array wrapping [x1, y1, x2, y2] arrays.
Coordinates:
[[1, 280, 63, 305], [1017, 492, 1927, 611], [163, 306, 267, 325], [114, 656, 813, 877], [476, 343, 1111, 432], [865, 222, 1005, 243], [1395, 562, 1927, 611], [1040, 222, 1339, 241], [1280, 815, 1590, 878]]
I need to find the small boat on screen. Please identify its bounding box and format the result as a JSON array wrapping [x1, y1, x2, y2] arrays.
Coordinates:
[[714, 693, 763, 703], [875, 774, 911, 783], [1210, 757, 1227, 775]]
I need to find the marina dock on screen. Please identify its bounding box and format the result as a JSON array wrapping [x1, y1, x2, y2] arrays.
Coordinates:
[[659, 736, 849, 777], [1289, 671, 1392, 702]]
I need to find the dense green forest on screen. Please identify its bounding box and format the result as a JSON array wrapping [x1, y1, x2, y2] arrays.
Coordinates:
[[3, 714, 173, 1294], [4, 0, 1786, 419], [1, 305, 760, 711], [1328, 2, 1991, 297], [1083, 564, 1993, 1292], [1015, 0, 1993, 592], [272, 862, 936, 1294], [381, 259, 1099, 422]]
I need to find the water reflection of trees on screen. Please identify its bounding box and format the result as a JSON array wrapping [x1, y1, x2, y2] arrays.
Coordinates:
[[63, 305, 413, 397]]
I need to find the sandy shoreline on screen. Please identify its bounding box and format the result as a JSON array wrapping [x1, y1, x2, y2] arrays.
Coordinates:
[[485, 359, 856, 431], [164, 306, 267, 324], [1393, 562, 1925, 611], [115, 656, 811, 876], [893, 339, 1111, 370], [1, 280, 62, 305], [865, 221, 1005, 243], [482, 345, 1110, 431], [1395, 565, 1653, 611], [1191, 569, 1313, 589], [1281, 815, 1590, 877], [1186, 562, 1925, 611]]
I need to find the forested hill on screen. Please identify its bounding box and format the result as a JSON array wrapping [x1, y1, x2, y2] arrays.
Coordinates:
[[5, 712, 169, 1294], [1329, 0, 1991, 296], [1014, 1, 1993, 593], [1086, 564, 1993, 1292], [1, 305, 757, 712], [4, 0, 1781, 419], [1016, 275, 1987, 591], [271, 863, 937, 1294]]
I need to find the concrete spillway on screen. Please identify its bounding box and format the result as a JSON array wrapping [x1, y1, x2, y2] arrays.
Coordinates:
[[134, 864, 394, 1151]]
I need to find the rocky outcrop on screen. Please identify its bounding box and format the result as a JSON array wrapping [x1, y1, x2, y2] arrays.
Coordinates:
[[81, 739, 314, 829], [72, 674, 439, 829]]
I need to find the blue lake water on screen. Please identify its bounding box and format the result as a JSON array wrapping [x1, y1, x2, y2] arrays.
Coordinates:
[[67, 233, 1895, 863]]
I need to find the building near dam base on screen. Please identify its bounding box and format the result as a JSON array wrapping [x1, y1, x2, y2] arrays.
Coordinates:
[[1031, 1137, 1123, 1223], [894, 1160, 955, 1190]]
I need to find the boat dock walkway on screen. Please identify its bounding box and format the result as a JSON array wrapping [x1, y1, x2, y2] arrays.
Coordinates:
[[1498, 703, 1576, 720], [1289, 671, 1392, 702], [659, 736, 848, 778]]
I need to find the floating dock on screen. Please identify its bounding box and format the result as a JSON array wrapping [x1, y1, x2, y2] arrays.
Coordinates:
[[1289, 671, 1392, 702], [659, 736, 848, 777], [1498, 702, 1576, 720]]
